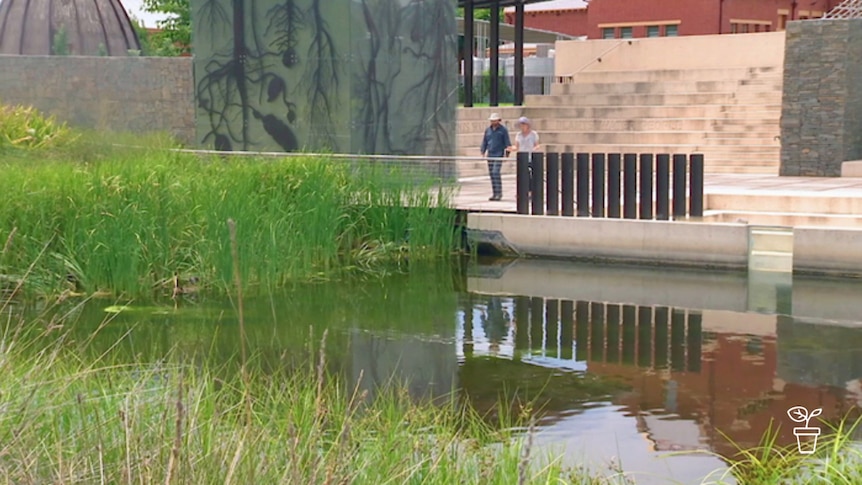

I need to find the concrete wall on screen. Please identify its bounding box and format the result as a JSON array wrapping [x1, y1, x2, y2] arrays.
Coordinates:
[[467, 213, 751, 269], [780, 19, 862, 176], [466, 213, 862, 279], [794, 226, 862, 276], [554, 32, 785, 76], [0, 55, 194, 144]]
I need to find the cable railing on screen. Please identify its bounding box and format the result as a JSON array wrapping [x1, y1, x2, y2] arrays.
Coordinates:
[[555, 40, 634, 84]]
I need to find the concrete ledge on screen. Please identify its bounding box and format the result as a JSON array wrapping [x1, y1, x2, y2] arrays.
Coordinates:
[[794, 226, 862, 277], [466, 213, 749, 270], [841, 160, 862, 177]]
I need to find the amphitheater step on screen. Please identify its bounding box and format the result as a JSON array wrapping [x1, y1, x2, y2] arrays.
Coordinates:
[[536, 131, 782, 146], [560, 66, 782, 84], [550, 78, 782, 96], [706, 192, 862, 216], [703, 210, 862, 228]]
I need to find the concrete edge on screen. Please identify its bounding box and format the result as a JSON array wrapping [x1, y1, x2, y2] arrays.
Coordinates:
[[466, 213, 749, 271]]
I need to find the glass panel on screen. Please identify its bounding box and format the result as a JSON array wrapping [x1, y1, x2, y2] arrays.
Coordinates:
[[620, 27, 633, 39], [647, 26, 660, 37], [665, 25, 678, 36], [602, 27, 616, 39]]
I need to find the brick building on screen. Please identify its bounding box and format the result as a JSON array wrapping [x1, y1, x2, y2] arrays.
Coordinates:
[[505, 0, 843, 39]]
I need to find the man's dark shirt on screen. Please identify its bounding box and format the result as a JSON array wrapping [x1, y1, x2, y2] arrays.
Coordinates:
[[481, 124, 511, 158]]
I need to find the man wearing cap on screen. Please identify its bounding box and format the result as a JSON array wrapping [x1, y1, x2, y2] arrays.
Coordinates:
[[480, 113, 511, 201]]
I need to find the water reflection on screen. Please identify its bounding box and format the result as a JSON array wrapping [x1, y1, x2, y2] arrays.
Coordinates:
[[12, 258, 862, 483], [460, 258, 862, 482]]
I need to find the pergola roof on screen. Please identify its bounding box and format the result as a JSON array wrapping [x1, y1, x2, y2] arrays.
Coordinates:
[[457, 18, 579, 43], [823, 0, 862, 18]]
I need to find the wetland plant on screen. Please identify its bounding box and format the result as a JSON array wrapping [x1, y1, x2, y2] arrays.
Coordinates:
[[0, 137, 457, 299]]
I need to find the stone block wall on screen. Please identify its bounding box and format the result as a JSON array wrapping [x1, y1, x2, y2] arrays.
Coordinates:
[[780, 19, 862, 176], [0, 55, 194, 144]]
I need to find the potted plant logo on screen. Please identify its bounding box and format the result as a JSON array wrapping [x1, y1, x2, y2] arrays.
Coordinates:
[[786, 406, 822, 454]]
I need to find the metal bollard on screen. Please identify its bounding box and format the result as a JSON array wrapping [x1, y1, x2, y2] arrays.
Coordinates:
[[656, 154, 670, 221], [689, 154, 704, 218], [546, 152, 560, 215], [639, 154, 653, 220], [607, 153, 621, 218], [591, 153, 605, 218], [623, 153, 637, 219], [531, 152, 544, 215], [561, 153, 575, 217], [672, 154, 687, 219], [576, 153, 590, 217], [516, 152, 530, 214]]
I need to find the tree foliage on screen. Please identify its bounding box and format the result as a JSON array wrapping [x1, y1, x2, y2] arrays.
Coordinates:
[[141, 0, 192, 56]]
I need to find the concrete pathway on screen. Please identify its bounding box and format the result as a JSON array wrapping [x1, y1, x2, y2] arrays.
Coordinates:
[[454, 173, 862, 213]]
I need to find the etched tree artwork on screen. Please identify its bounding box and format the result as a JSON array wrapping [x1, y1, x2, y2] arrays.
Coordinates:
[[191, 0, 455, 156], [353, 0, 456, 156]]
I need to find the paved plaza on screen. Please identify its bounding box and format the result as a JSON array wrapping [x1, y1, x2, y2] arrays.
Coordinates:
[[454, 173, 862, 215]]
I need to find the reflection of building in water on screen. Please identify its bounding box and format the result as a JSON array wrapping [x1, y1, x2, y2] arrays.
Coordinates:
[[457, 294, 862, 457]]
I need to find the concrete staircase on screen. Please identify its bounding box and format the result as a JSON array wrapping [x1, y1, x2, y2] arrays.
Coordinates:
[[457, 65, 783, 178], [704, 191, 862, 228]]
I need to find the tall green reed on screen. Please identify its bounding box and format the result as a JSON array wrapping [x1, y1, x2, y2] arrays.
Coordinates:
[[0, 142, 458, 298]]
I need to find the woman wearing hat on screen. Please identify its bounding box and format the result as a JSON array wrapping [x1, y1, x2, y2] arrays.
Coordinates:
[[509, 116, 540, 154], [480, 112, 511, 201], [509, 116, 540, 193]]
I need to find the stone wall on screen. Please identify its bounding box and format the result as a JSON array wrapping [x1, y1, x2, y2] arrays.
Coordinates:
[[780, 19, 862, 176], [0, 55, 194, 144]]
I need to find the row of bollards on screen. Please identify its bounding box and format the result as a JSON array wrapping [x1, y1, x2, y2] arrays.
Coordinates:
[[516, 152, 705, 220]]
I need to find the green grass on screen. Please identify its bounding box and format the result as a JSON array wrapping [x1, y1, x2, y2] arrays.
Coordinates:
[[0, 134, 458, 299], [698, 415, 862, 484], [0, 101, 77, 150]]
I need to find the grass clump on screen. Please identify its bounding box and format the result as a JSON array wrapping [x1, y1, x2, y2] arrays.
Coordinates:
[[0, 102, 76, 150], [703, 414, 862, 484], [0, 138, 458, 298]]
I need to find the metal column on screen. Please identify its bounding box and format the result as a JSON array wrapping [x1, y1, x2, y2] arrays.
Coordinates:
[[463, 0, 474, 107], [514, 2, 525, 106], [489, 2, 500, 107]]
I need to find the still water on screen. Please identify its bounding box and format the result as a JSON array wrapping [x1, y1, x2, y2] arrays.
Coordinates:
[[37, 258, 862, 484]]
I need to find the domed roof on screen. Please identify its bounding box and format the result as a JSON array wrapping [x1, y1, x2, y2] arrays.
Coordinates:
[[0, 0, 141, 56]]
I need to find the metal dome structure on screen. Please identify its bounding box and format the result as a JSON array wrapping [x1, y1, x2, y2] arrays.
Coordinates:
[[0, 0, 141, 55]]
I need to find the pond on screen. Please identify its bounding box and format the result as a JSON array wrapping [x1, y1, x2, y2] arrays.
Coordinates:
[[24, 257, 862, 484]]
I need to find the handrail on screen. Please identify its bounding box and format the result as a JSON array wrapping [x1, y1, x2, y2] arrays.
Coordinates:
[[555, 40, 634, 84], [112, 144, 519, 162]]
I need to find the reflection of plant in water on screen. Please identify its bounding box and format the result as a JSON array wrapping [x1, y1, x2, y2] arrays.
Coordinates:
[[303, 0, 341, 150], [356, 0, 403, 154], [399, 0, 456, 156], [196, 0, 300, 152]]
